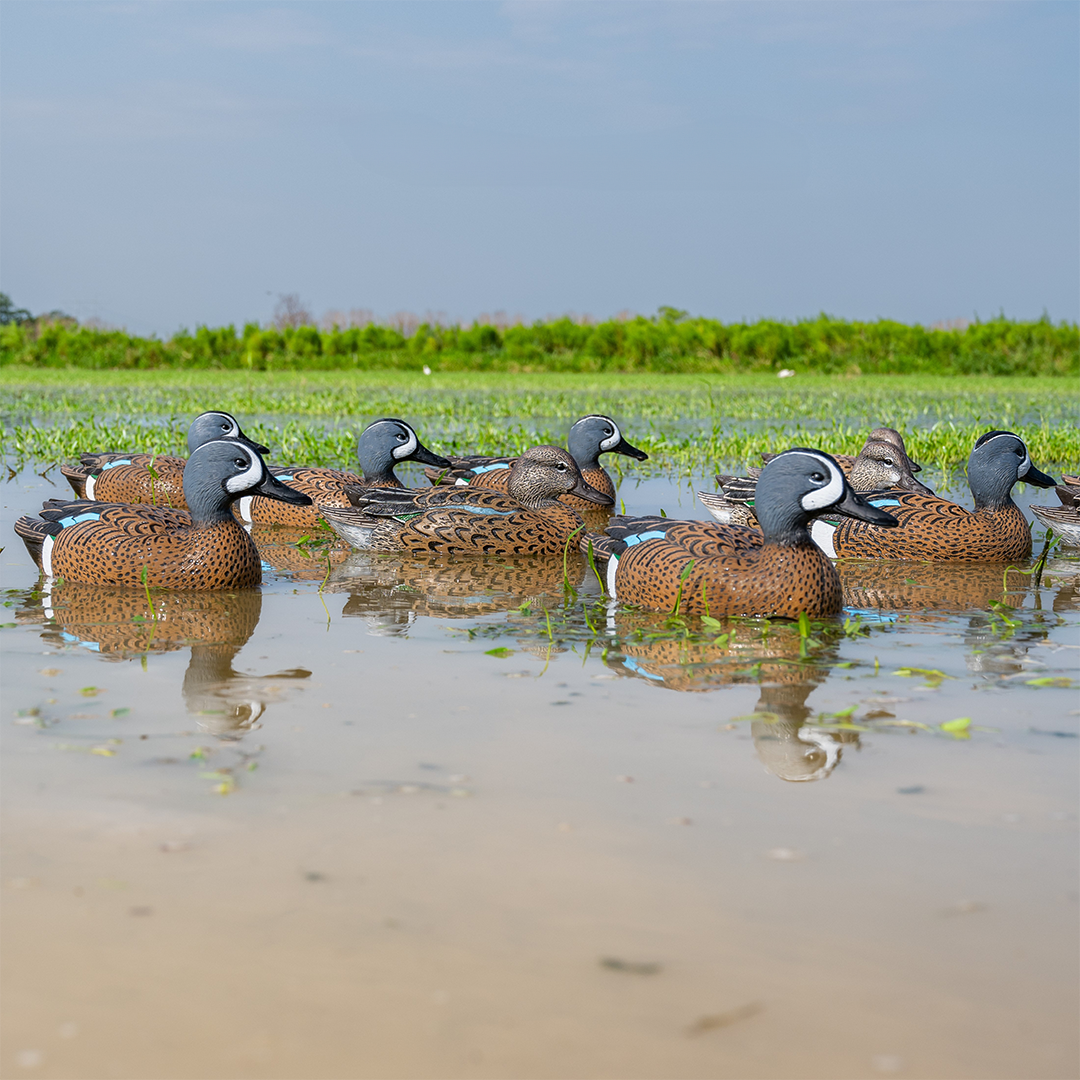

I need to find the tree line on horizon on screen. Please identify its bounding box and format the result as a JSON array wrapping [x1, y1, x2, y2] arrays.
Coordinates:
[[0, 292, 1075, 376]]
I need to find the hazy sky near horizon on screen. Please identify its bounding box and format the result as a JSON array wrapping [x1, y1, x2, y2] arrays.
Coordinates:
[[2, 0, 1077, 335]]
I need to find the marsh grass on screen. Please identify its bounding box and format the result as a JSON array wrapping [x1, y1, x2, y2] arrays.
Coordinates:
[[1, 370, 1076, 471]]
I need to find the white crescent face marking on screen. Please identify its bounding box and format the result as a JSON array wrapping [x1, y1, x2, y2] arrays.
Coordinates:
[[1017, 450, 1031, 479], [797, 454, 845, 511], [599, 422, 621, 453], [224, 447, 264, 494], [390, 424, 418, 461]]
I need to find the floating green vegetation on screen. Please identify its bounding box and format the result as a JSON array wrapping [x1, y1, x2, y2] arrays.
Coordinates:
[[1, 370, 1076, 471], [2, 310, 1076, 375]]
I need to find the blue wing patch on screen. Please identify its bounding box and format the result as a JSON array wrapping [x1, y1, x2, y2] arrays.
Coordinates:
[[623, 530, 669, 547], [58, 513, 101, 528], [470, 463, 511, 474], [100, 459, 133, 470]]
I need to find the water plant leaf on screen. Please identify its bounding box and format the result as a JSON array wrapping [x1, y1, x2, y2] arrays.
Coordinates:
[[940, 717, 972, 739], [484, 647, 514, 658]]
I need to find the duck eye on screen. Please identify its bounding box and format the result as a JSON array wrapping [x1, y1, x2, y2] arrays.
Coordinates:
[[234, 458, 247, 468], [397, 433, 406, 440], [556, 462, 567, 470], [810, 471, 825, 482], [884, 459, 894, 467]]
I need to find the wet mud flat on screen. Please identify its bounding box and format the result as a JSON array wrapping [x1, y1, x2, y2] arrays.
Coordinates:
[[1, 468, 1077, 1080]]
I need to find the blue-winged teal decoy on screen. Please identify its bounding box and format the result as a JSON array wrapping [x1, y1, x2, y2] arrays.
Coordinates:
[[60, 411, 268, 509], [322, 445, 612, 555], [425, 415, 647, 511], [699, 434, 932, 527], [15, 441, 311, 589], [236, 418, 451, 528], [761, 426, 923, 475], [1030, 474, 1080, 546], [825, 431, 1057, 561], [582, 449, 898, 618]]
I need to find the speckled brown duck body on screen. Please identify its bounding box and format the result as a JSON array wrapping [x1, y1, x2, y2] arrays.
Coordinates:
[[829, 431, 1057, 562], [584, 449, 898, 619], [60, 411, 268, 509], [321, 446, 613, 556], [14, 441, 312, 589], [237, 418, 450, 528], [424, 415, 647, 515]]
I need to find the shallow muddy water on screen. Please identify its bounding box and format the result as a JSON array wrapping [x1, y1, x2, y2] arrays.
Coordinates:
[[1, 466, 1077, 1080]]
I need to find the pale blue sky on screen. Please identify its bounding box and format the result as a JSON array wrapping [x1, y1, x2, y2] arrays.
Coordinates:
[[2, 1, 1077, 335]]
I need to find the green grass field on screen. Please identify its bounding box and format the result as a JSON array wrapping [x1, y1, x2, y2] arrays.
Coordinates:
[[2, 369, 1076, 473]]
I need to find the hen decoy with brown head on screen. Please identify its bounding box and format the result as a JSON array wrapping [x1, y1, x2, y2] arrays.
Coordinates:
[[321, 445, 612, 556]]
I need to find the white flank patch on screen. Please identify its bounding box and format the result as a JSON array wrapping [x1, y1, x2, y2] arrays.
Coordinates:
[[810, 519, 837, 558], [236, 496, 254, 522], [225, 448, 262, 494], [455, 477, 469, 486], [42, 534, 55, 577], [606, 553, 619, 599], [799, 455, 844, 511], [599, 423, 621, 452], [84, 474, 96, 500], [391, 425, 418, 461]]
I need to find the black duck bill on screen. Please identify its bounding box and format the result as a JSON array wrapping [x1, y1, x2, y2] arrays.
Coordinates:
[[572, 477, 616, 506], [250, 471, 313, 506], [613, 436, 648, 462], [831, 486, 899, 527]]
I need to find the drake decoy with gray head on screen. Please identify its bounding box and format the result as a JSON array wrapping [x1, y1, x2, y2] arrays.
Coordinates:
[[321, 445, 612, 555], [1030, 474, 1080, 546], [760, 426, 922, 475], [60, 411, 269, 510], [699, 435, 933, 527], [236, 418, 451, 528], [582, 449, 898, 619], [825, 430, 1057, 561], [15, 441, 311, 589], [424, 414, 647, 510]]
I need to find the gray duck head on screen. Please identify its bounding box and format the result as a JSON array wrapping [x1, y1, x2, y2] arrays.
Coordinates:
[[187, 411, 269, 456], [567, 415, 648, 471], [967, 431, 1057, 509], [357, 418, 451, 483], [507, 446, 615, 510], [756, 449, 899, 545], [183, 441, 312, 523], [849, 440, 933, 495]]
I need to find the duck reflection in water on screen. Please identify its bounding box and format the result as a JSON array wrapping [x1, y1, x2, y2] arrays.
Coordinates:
[[325, 551, 588, 636], [24, 582, 310, 739], [603, 612, 856, 782]]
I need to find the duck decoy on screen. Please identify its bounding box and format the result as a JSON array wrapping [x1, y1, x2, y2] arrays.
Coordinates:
[[761, 426, 923, 474], [423, 414, 647, 510], [699, 434, 932, 527], [235, 418, 451, 528], [824, 430, 1058, 562], [582, 448, 898, 618], [14, 440, 311, 589], [1030, 474, 1080, 545], [59, 411, 268, 509], [321, 445, 612, 555]]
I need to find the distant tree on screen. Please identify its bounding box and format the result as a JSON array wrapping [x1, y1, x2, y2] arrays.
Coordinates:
[[0, 293, 33, 325], [272, 293, 314, 329]]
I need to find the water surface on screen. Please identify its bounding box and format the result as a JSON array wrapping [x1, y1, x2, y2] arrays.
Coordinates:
[[2, 467, 1077, 1079]]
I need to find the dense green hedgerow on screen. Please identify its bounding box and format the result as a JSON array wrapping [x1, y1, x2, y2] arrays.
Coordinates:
[[1, 311, 1076, 376]]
